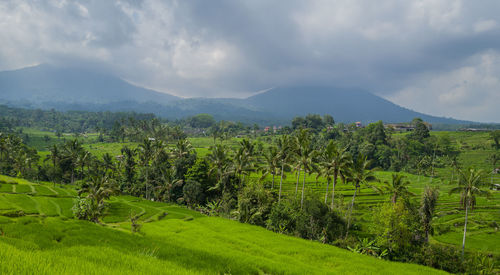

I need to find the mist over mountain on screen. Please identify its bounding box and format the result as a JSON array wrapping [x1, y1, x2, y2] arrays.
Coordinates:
[[0, 65, 471, 125]]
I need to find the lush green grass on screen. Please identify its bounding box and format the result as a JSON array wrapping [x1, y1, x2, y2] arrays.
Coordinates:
[[0, 175, 445, 274]]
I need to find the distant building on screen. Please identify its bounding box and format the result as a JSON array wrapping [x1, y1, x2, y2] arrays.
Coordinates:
[[355, 122, 362, 128], [385, 123, 415, 131], [385, 122, 433, 131], [264, 126, 270, 132]]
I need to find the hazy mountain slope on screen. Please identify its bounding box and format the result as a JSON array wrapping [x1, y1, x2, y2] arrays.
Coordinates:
[[244, 86, 469, 124], [0, 64, 179, 106], [0, 65, 471, 124]]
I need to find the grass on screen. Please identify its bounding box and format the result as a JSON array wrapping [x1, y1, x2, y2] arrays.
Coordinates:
[[0, 174, 445, 274]]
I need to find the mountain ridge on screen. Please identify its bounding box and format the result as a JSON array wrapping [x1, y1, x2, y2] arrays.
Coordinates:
[[0, 65, 473, 125]]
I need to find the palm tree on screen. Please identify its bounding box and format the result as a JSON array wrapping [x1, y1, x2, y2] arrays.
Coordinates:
[[236, 139, 256, 183], [294, 129, 316, 208], [137, 139, 154, 200], [260, 145, 279, 189], [77, 150, 91, 180], [208, 144, 232, 194], [120, 146, 136, 193], [420, 186, 439, 243], [346, 154, 376, 238], [449, 168, 490, 257], [233, 147, 253, 184], [487, 153, 499, 185], [63, 139, 83, 184], [78, 175, 117, 223], [380, 173, 415, 204], [321, 140, 352, 208], [173, 138, 194, 159], [277, 135, 292, 202], [102, 153, 115, 177], [45, 144, 61, 183]]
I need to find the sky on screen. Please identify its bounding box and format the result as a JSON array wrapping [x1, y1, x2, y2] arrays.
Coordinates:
[[0, 0, 499, 122]]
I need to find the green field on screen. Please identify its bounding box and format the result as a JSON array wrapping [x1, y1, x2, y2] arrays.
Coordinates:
[[0, 175, 444, 274]]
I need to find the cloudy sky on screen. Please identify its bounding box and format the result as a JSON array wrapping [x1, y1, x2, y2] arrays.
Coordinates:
[[1, 0, 499, 122]]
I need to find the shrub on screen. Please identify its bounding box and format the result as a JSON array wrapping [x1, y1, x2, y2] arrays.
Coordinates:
[[183, 180, 204, 208], [267, 196, 345, 243], [237, 183, 274, 226]]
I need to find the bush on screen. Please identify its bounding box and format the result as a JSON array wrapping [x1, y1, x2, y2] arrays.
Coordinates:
[[267, 200, 297, 234], [267, 196, 345, 243], [414, 244, 465, 273], [237, 183, 274, 226], [296, 197, 345, 242], [183, 180, 204, 208]]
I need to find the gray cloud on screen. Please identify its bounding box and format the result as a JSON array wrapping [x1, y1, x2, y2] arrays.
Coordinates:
[[0, 0, 499, 122]]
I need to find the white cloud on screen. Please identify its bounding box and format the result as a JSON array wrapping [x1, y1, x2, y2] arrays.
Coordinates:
[[388, 51, 500, 122], [474, 19, 497, 33], [0, 0, 499, 120]]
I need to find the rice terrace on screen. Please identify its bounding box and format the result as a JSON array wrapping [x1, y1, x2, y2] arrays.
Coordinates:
[[1, 1, 500, 274]]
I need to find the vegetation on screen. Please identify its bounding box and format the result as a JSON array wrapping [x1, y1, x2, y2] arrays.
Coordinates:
[[0, 111, 499, 273]]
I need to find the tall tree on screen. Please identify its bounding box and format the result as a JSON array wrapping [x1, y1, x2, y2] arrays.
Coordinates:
[[120, 146, 136, 194], [321, 140, 352, 208], [294, 129, 316, 208], [346, 154, 376, 238], [277, 135, 292, 202], [380, 173, 415, 204], [63, 139, 83, 184], [137, 139, 154, 200], [420, 186, 439, 243], [260, 145, 279, 189], [208, 144, 232, 194], [449, 168, 490, 257]]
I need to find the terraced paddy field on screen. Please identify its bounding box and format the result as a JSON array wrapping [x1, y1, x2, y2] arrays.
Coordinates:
[[254, 170, 500, 256], [0, 175, 445, 274], [28, 131, 499, 260]]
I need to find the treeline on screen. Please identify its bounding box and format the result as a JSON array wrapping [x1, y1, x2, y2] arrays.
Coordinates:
[[0, 105, 157, 133]]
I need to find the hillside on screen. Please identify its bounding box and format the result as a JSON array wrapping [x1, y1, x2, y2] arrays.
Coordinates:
[[0, 64, 179, 107], [0, 175, 444, 274], [244, 86, 471, 124]]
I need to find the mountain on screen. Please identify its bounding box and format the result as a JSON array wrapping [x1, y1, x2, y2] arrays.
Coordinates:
[[0, 64, 179, 107], [0, 65, 472, 125], [243, 86, 470, 124]]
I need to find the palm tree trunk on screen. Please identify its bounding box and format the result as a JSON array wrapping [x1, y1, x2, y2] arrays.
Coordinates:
[[300, 170, 306, 209], [345, 186, 357, 239], [145, 168, 149, 200], [331, 172, 337, 209], [271, 174, 275, 189], [462, 203, 469, 258], [324, 178, 330, 204], [279, 163, 284, 203], [295, 169, 300, 197]]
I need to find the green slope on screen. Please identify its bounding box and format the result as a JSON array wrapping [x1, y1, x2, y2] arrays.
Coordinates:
[[0, 175, 445, 274]]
